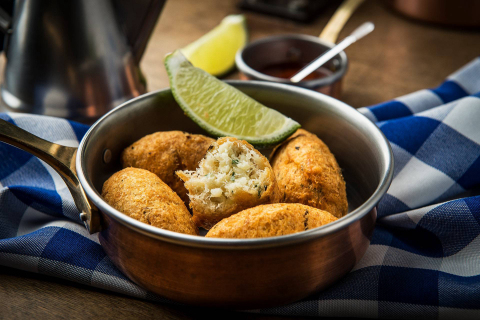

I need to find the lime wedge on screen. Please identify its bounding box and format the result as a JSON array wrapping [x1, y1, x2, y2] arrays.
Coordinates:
[[181, 14, 248, 77], [165, 50, 301, 147]]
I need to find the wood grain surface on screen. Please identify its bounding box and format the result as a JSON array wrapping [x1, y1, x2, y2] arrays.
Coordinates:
[[0, 265, 309, 320], [1, 0, 480, 319]]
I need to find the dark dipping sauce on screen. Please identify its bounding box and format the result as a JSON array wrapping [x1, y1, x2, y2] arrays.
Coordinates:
[[258, 62, 333, 81]]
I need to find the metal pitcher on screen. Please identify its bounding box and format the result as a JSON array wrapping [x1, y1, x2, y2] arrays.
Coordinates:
[[0, 0, 165, 123]]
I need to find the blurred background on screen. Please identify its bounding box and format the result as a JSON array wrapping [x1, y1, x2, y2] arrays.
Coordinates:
[[0, 0, 479, 118], [138, 0, 480, 107]]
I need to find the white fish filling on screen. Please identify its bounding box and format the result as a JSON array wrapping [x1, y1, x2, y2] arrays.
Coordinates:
[[182, 141, 269, 208]]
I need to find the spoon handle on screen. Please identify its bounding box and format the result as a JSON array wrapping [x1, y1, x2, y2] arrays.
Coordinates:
[[319, 0, 366, 44], [291, 22, 374, 83], [350, 21, 375, 41]]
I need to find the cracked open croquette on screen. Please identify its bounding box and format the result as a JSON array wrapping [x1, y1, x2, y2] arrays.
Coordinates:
[[176, 137, 280, 229]]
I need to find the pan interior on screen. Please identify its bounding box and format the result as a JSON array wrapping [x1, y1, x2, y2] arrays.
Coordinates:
[[80, 82, 389, 239]]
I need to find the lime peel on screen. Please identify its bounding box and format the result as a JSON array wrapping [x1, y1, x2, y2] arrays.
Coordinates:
[[165, 50, 300, 147], [180, 14, 248, 76]]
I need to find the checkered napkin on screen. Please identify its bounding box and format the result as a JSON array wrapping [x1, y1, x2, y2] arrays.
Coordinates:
[[1, 57, 480, 319]]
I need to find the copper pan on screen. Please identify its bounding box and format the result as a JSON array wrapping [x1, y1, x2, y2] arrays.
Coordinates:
[[0, 81, 393, 309]]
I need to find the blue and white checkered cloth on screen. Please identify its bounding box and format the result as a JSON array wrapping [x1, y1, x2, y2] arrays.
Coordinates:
[[1, 57, 480, 318]]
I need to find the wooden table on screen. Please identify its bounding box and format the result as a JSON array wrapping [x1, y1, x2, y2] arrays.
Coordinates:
[[141, 0, 480, 108], [1, 0, 480, 318]]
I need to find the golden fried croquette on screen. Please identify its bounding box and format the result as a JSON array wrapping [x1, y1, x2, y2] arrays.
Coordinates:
[[121, 131, 214, 205], [270, 129, 348, 218], [206, 203, 337, 238], [177, 137, 280, 229], [102, 167, 198, 235]]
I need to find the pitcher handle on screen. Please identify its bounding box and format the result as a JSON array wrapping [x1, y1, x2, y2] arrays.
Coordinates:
[[0, 7, 11, 34], [0, 118, 102, 233]]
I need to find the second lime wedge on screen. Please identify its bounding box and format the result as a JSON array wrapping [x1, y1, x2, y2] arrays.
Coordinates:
[[165, 50, 300, 147], [181, 14, 248, 77]]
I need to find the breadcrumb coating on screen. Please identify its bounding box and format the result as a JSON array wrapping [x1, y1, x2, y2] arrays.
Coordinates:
[[102, 167, 198, 235], [206, 203, 337, 238], [121, 131, 214, 206], [270, 129, 348, 218]]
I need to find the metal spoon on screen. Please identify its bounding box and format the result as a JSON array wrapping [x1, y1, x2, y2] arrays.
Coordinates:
[[290, 22, 374, 83]]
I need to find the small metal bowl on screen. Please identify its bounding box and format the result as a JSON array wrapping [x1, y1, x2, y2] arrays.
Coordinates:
[[236, 34, 348, 99]]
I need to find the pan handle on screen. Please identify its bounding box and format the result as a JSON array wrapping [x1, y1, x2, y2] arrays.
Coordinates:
[[0, 118, 102, 233]]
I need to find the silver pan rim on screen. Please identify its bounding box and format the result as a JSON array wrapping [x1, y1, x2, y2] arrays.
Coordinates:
[[77, 81, 394, 249]]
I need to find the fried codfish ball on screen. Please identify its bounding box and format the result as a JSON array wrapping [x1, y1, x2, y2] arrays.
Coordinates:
[[121, 131, 214, 206], [177, 137, 280, 229], [206, 203, 337, 238], [102, 167, 198, 235], [270, 129, 348, 218]]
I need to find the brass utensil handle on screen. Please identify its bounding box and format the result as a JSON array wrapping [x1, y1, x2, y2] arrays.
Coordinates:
[[319, 0, 365, 44], [0, 118, 102, 233]]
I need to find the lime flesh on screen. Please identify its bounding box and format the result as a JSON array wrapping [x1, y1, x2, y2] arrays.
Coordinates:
[[181, 15, 248, 77], [165, 50, 300, 147]]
